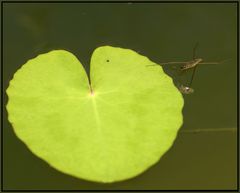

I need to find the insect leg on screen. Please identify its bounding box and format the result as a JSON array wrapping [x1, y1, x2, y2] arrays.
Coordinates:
[[189, 66, 197, 87], [193, 42, 199, 60]]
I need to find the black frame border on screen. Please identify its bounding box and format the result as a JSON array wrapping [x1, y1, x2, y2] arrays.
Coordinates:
[[1, 0, 239, 192]]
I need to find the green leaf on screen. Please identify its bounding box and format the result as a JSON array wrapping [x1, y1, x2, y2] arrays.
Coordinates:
[[6, 46, 184, 183]]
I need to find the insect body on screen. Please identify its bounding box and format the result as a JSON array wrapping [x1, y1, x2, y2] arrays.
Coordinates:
[[180, 58, 203, 71], [161, 58, 221, 71]]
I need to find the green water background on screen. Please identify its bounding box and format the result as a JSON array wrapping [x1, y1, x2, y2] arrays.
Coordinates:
[[2, 2, 237, 190]]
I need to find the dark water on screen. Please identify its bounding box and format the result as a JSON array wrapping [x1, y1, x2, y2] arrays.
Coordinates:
[[2, 2, 237, 190]]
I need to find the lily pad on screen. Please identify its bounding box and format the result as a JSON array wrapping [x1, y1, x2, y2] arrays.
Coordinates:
[[6, 46, 184, 183]]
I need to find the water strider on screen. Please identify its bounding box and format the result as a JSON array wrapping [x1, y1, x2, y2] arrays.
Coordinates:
[[160, 57, 226, 71], [160, 43, 227, 70], [148, 43, 229, 94]]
